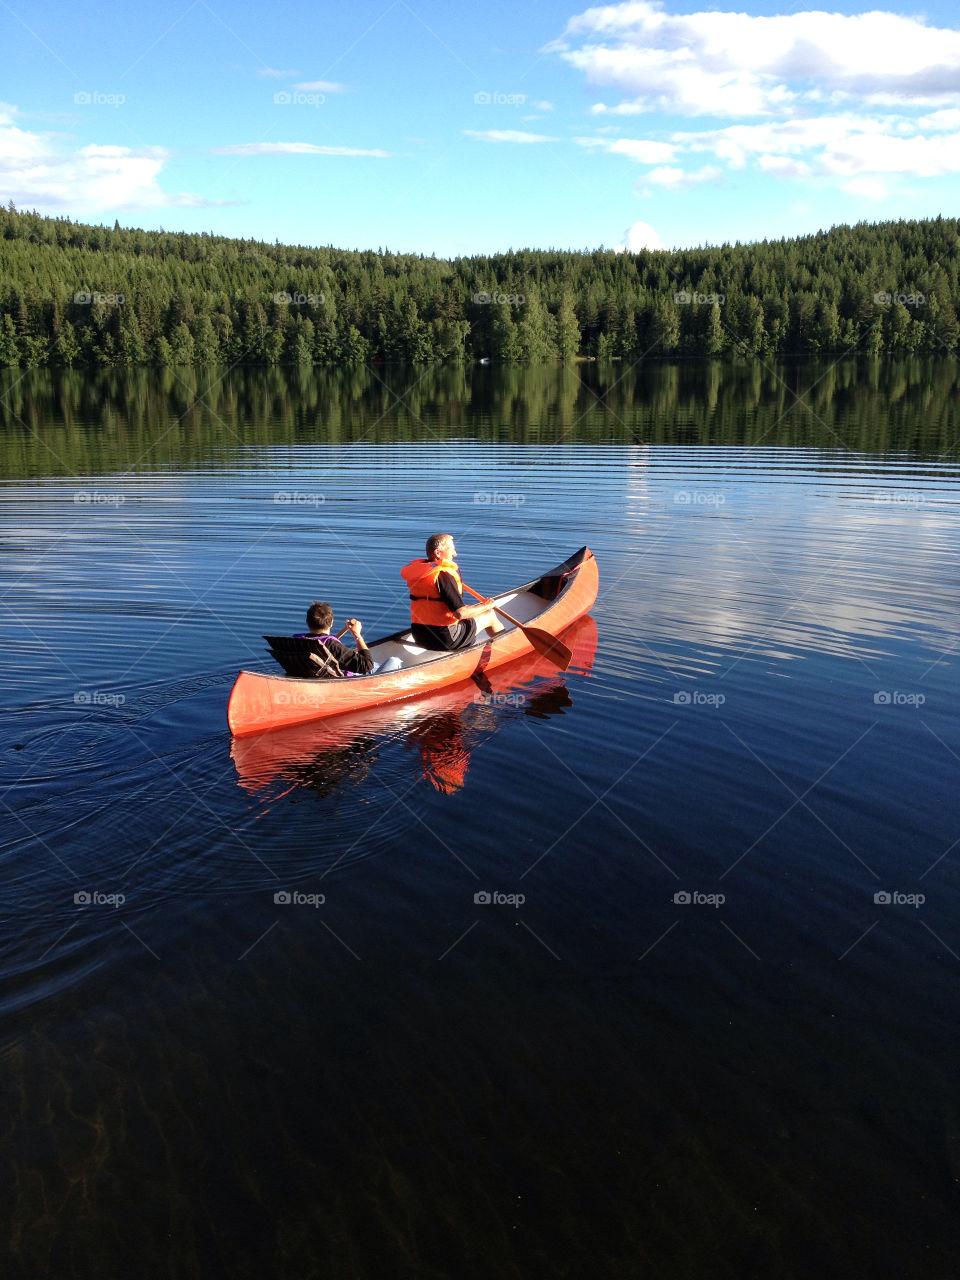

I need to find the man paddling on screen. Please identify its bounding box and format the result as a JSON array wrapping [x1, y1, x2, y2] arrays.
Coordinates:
[[401, 534, 504, 651]]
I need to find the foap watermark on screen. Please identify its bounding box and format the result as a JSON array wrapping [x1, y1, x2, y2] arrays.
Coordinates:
[[273, 290, 325, 307], [473, 291, 525, 307], [74, 890, 125, 908], [873, 291, 925, 307], [74, 690, 125, 707], [478, 691, 527, 708], [273, 689, 322, 707], [274, 890, 326, 907], [274, 89, 325, 107], [674, 491, 725, 506], [473, 90, 526, 106], [74, 490, 125, 506], [74, 90, 125, 108], [473, 490, 525, 507], [874, 691, 925, 706], [872, 491, 925, 506], [673, 890, 725, 907], [73, 290, 124, 306], [674, 291, 725, 306], [874, 890, 924, 908], [673, 691, 725, 707], [474, 890, 525, 907], [274, 490, 325, 507]]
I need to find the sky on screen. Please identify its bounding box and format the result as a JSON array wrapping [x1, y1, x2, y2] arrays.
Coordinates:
[[2, 0, 960, 256]]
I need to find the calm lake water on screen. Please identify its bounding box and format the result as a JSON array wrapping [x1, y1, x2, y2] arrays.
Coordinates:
[[2, 360, 959, 1278]]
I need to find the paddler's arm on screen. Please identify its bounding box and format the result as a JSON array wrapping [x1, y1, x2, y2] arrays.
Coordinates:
[[437, 571, 492, 622]]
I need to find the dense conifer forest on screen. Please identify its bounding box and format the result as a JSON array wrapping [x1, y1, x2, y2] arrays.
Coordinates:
[[1, 204, 957, 366]]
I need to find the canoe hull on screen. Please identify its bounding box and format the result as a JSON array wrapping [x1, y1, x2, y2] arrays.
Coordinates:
[[227, 547, 598, 736]]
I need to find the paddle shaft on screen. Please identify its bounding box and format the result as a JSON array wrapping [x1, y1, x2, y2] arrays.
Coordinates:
[[461, 582, 572, 670]]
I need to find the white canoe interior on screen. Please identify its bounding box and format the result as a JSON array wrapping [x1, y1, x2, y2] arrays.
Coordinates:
[[365, 587, 545, 672]]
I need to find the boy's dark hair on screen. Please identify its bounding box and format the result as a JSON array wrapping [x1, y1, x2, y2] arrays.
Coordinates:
[[426, 532, 451, 560], [306, 601, 334, 632]]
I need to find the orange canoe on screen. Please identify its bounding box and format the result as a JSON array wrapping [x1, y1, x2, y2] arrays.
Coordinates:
[[231, 615, 600, 795], [227, 547, 598, 736]]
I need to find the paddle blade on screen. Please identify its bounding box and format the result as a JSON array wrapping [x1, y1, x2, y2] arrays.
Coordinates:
[[524, 627, 572, 670]]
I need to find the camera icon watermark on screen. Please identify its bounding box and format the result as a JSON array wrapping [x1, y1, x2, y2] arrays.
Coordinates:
[[477, 691, 527, 708], [74, 890, 125, 907], [473, 291, 525, 307], [874, 890, 924, 907], [673, 291, 724, 306], [473, 491, 525, 507], [673, 890, 725, 907], [274, 890, 325, 906], [473, 89, 526, 106], [674, 491, 725, 506], [273, 291, 325, 307], [873, 291, 924, 307], [474, 889, 525, 907], [873, 691, 925, 706], [273, 490, 325, 506], [74, 90, 125, 108], [274, 90, 325, 107], [73, 290, 124, 306], [73, 690, 125, 707], [73, 490, 125, 506], [673, 690, 725, 707]]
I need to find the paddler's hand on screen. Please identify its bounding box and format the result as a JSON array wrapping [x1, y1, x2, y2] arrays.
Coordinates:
[[345, 618, 369, 650]]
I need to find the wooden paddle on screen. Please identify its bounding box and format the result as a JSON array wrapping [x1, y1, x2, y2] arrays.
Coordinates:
[[462, 583, 572, 670]]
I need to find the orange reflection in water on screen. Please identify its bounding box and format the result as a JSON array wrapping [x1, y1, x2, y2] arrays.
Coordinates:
[[231, 616, 598, 800]]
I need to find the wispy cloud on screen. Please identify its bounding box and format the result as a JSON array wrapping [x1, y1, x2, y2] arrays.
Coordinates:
[[213, 141, 390, 157], [463, 129, 560, 144], [293, 80, 349, 93], [257, 67, 301, 78]]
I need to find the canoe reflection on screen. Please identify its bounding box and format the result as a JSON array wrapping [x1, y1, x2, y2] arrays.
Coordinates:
[[231, 616, 597, 799]]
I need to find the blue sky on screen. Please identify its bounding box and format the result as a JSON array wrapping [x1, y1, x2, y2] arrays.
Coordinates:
[[3, 0, 960, 255]]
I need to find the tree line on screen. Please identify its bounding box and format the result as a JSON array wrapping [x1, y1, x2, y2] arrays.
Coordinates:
[[1, 203, 957, 366]]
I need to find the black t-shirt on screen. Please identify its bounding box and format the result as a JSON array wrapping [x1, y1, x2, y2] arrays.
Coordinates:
[[411, 570, 477, 651], [295, 634, 375, 675]]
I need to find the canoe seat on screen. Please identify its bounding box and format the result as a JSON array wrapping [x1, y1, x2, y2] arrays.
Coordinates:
[[263, 635, 330, 679]]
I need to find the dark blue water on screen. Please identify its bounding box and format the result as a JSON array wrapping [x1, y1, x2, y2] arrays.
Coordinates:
[[2, 366, 960, 1278]]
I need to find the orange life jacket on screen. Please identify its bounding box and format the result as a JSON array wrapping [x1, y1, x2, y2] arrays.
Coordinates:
[[401, 557, 464, 627]]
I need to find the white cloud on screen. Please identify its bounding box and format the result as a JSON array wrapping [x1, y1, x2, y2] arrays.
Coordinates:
[[757, 154, 812, 180], [535, 101, 555, 111], [575, 135, 676, 162], [680, 116, 960, 180], [463, 129, 560, 143], [644, 163, 724, 189], [615, 219, 664, 251], [0, 112, 209, 209], [257, 67, 301, 78], [917, 108, 960, 131], [213, 142, 391, 157], [551, 3, 960, 117], [293, 80, 349, 93]]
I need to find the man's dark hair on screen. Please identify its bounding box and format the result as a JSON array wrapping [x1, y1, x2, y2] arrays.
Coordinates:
[[426, 532, 452, 560], [306, 601, 334, 632]]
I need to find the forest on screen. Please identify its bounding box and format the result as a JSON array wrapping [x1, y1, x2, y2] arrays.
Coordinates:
[[1, 204, 958, 366]]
